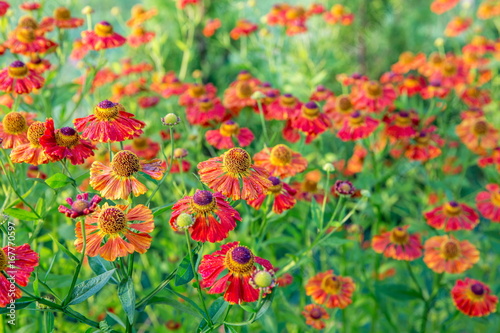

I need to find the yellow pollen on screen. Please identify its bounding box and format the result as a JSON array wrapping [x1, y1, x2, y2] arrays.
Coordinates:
[[321, 276, 341, 295], [94, 104, 119, 121], [0, 249, 7, 271], [54, 7, 71, 20], [189, 85, 205, 97], [2, 112, 28, 134], [395, 115, 412, 127], [191, 197, 217, 215], [389, 227, 409, 245], [491, 191, 500, 207], [441, 240, 460, 260], [337, 96, 353, 113], [199, 100, 214, 112], [365, 81, 382, 98], [224, 246, 255, 276], [98, 207, 127, 234], [16, 27, 35, 43], [8, 65, 28, 78], [132, 26, 146, 36], [399, 51, 414, 64], [223, 148, 252, 175], [55, 131, 80, 148], [331, 4, 345, 16], [18, 16, 38, 29], [220, 122, 240, 137], [27, 121, 45, 146], [111, 150, 141, 177], [269, 144, 292, 166], [473, 120, 488, 135], [131, 137, 148, 150], [236, 82, 253, 99], [95, 23, 114, 37], [444, 203, 462, 216], [268, 183, 283, 194]]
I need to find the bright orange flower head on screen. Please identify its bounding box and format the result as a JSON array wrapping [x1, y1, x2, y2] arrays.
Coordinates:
[[6, 26, 58, 55], [186, 97, 226, 127], [354, 80, 397, 113], [74, 100, 146, 143], [337, 111, 379, 141], [197, 148, 272, 201], [206, 120, 254, 150], [90, 150, 166, 200], [451, 278, 498, 317], [230, 20, 258, 40], [0, 111, 36, 149], [403, 127, 443, 162], [323, 4, 354, 25], [324, 94, 355, 128], [302, 304, 330, 330], [430, 0, 459, 14], [82, 21, 126, 51], [371, 225, 422, 261], [477, 1, 500, 20], [391, 51, 426, 74], [456, 116, 498, 155], [444, 17, 472, 37], [127, 26, 155, 47], [476, 184, 500, 222], [266, 93, 302, 120], [203, 19, 221, 37], [75, 203, 154, 262], [423, 235, 479, 274], [41, 7, 84, 29], [253, 144, 308, 179], [305, 270, 355, 309], [27, 55, 51, 74], [0, 60, 45, 95], [424, 201, 479, 231], [10, 121, 50, 165], [223, 71, 261, 116], [170, 190, 241, 243], [126, 5, 158, 27]]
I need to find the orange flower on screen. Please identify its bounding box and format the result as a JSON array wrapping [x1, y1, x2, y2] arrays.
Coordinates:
[[337, 111, 379, 141], [81, 21, 126, 51], [0, 1, 9, 16], [197, 147, 272, 201], [430, 0, 459, 15], [247, 177, 297, 214], [40, 7, 84, 29], [305, 270, 355, 309], [354, 80, 397, 113], [266, 93, 302, 120], [126, 5, 158, 27], [75, 203, 154, 262], [0, 60, 45, 95], [391, 51, 426, 74], [451, 279, 498, 317], [404, 127, 442, 162], [302, 304, 330, 330], [27, 55, 51, 74], [10, 121, 50, 165], [476, 184, 500, 222], [424, 201, 479, 231], [222, 71, 260, 116], [323, 4, 354, 25], [230, 20, 258, 40], [290, 101, 331, 143], [206, 120, 254, 150], [477, 1, 500, 20], [5, 27, 58, 55], [423, 235, 479, 274], [203, 19, 221, 37], [253, 144, 308, 178], [456, 116, 498, 155], [324, 94, 355, 129], [123, 137, 160, 160], [291, 170, 325, 202], [179, 82, 218, 107], [0, 111, 36, 149], [371, 225, 422, 261], [90, 150, 166, 200], [127, 26, 155, 47], [444, 17, 472, 37]]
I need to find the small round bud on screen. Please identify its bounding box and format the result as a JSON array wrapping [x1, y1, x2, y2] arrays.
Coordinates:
[[173, 148, 188, 159], [360, 189, 371, 198], [249, 269, 276, 294], [334, 180, 355, 197], [162, 113, 180, 126], [251, 91, 266, 100], [110, 7, 120, 16], [322, 163, 335, 173], [192, 70, 202, 79], [434, 38, 444, 47], [175, 213, 194, 230], [81, 6, 94, 15], [259, 28, 270, 37]]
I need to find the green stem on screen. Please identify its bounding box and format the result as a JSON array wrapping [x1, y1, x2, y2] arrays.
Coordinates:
[[135, 268, 178, 310], [62, 219, 86, 307], [405, 261, 425, 299], [320, 170, 332, 229], [146, 127, 175, 206], [185, 231, 213, 326], [256, 99, 270, 145]]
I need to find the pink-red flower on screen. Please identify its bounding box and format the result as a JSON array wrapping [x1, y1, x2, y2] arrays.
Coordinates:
[[371, 225, 422, 261], [424, 201, 479, 231], [0, 60, 45, 95], [451, 278, 498, 317]]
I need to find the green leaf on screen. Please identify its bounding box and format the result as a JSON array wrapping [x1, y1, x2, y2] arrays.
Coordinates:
[[377, 284, 423, 301], [174, 252, 196, 286], [118, 277, 136, 324], [4, 208, 39, 221], [49, 235, 79, 264], [45, 173, 75, 189], [43, 312, 54, 332], [68, 269, 116, 305], [198, 298, 228, 331], [88, 256, 118, 284], [239, 304, 257, 313], [255, 291, 275, 320], [0, 298, 33, 313], [144, 295, 203, 318], [310, 198, 321, 229], [224, 325, 238, 333], [36, 197, 45, 217], [152, 202, 175, 217], [165, 287, 209, 321]]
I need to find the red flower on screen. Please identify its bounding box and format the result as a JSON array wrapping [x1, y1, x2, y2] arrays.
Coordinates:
[[10, 121, 50, 165], [203, 19, 221, 37], [423, 235, 479, 274], [324, 94, 355, 128], [27, 55, 51, 74], [230, 20, 258, 40], [247, 177, 297, 214], [170, 190, 241, 242], [253, 144, 308, 178], [291, 170, 325, 202], [384, 110, 418, 140], [41, 7, 84, 29], [223, 71, 260, 116], [127, 26, 155, 47], [302, 304, 329, 330], [424, 201, 479, 231], [291, 101, 331, 143], [305, 270, 356, 308], [206, 120, 254, 150], [74, 100, 145, 143], [0, 1, 9, 16], [337, 111, 379, 141], [431, 0, 459, 14], [391, 51, 426, 74], [476, 184, 500, 222], [198, 242, 274, 304], [445, 17, 472, 37], [0, 60, 45, 95], [81, 21, 126, 51], [70, 38, 90, 60], [5, 27, 58, 55], [403, 127, 443, 162], [186, 97, 226, 127], [126, 5, 158, 27], [179, 83, 217, 107], [266, 94, 302, 120], [0, 111, 36, 149], [371, 225, 422, 261], [451, 279, 498, 317], [59, 193, 102, 219], [123, 137, 160, 160], [354, 80, 397, 113], [197, 148, 272, 201], [323, 5, 354, 25], [310, 85, 334, 102], [0, 244, 39, 307]]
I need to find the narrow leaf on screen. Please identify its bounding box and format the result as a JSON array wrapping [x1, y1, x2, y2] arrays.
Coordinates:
[[198, 298, 228, 331], [4, 208, 39, 221], [45, 173, 75, 189], [88, 256, 118, 284], [68, 269, 116, 305], [174, 253, 196, 286], [118, 277, 136, 324]]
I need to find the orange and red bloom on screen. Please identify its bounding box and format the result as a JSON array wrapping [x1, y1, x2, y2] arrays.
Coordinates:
[[39, 119, 96, 165], [198, 242, 274, 304], [423, 235, 479, 274], [451, 279, 498, 317], [476, 184, 500, 222], [305, 270, 355, 309], [337, 111, 379, 141], [74, 100, 145, 143], [0, 111, 36, 149], [247, 177, 297, 214], [10, 121, 50, 165], [170, 190, 241, 243], [82, 21, 126, 51], [197, 148, 272, 201], [41, 7, 84, 29], [291, 102, 331, 143], [371, 226, 422, 261], [302, 304, 330, 330], [253, 144, 308, 179], [205, 120, 254, 150], [75, 203, 154, 262], [59, 193, 102, 219], [424, 201, 479, 231], [0, 60, 45, 95], [0, 244, 39, 307], [90, 150, 166, 200]]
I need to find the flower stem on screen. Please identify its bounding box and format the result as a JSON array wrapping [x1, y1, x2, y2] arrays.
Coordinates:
[[146, 127, 175, 206], [256, 99, 270, 145], [135, 268, 178, 310], [320, 169, 332, 230], [62, 219, 86, 307]]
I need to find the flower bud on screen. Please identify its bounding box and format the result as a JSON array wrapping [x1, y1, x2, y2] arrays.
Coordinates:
[[110, 7, 120, 16], [162, 113, 180, 126], [322, 163, 335, 173], [251, 91, 266, 100], [82, 6, 94, 15], [175, 213, 194, 230]]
